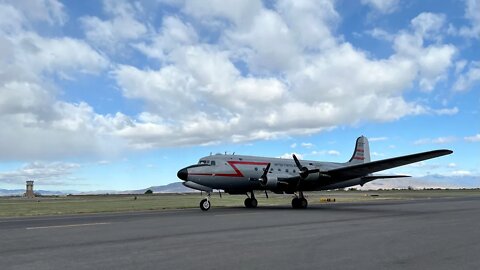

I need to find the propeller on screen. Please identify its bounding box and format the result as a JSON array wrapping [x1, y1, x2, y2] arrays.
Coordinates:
[[259, 163, 271, 186], [292, 154, 320, 179]]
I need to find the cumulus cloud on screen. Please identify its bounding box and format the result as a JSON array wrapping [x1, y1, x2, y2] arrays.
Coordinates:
[[0, 1, 113, 160], [0, 162, 80, 185], [454, 61, 480, 91], [80, 0, 147, 50], [465, 134, 480, 142], [361, 0, 399, 14], [278, 153, 303, 159], [414, 137, 457, 145], [459, 0, 480, 38], [0, 0, 463, 160]]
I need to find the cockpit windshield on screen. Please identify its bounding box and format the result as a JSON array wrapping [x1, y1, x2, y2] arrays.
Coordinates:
[[198, 160, 216, 166]]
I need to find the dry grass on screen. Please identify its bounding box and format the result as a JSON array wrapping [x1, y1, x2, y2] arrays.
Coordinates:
[[0, 189, 478, 218]]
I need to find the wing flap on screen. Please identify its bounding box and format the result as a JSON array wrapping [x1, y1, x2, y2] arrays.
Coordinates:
[[326, 149, 452, 180]]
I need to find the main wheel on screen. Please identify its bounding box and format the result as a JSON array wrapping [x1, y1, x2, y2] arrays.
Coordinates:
[[244, 198, 252, 208], [291, 197, 300, 209], [200, 199, 210, 211], [299, 198, 308, 209], [250, 198, 258, 208]]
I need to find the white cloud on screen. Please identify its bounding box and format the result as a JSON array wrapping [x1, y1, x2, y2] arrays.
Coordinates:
[[290, 143, 297, 148], [108, 3, 458, 149], [0, 162, 80, 185], [454, 61, 480, 91], [327, 150, 340, 156], [370, 137, 388, 142], [0, 0, 464, 161], [278, 153, 303, 159], [411, 12, 446, 40], [459, 0, 480, 38], [465, 134, 480, 142], [80, 0, 147, 50], [372, 152, 385, 157], [392, 13, 456, 92], [3, 0, 67, 26], [361, 0, 399, 14], [414, 137, 456, 145], [431, 107, 459, 115], [451, 170, 472, 176], [301, 143, 314, 148], [0, 2, 113, 160]]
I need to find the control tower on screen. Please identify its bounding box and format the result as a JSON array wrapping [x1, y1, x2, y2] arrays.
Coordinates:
[[25, 181, 34, 198]]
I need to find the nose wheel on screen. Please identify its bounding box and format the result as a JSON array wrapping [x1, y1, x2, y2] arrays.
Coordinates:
[[200, 198, 210, 211], [199, 192, 211, 211]]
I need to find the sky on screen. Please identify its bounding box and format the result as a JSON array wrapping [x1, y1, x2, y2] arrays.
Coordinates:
[[0, 0, 479, 192]]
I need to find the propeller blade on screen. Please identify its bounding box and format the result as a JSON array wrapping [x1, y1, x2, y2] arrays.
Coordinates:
[[261, 163, 271, 178], [259, 163, 271, 186], [293, 154, 302, 170]]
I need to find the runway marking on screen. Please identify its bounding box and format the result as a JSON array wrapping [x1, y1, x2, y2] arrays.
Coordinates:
[[214, 212, 261, 217], [26, 222, 110, 230]]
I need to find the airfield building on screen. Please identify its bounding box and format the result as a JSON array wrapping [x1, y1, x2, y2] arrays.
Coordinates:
[[25, 180, 34, 198]]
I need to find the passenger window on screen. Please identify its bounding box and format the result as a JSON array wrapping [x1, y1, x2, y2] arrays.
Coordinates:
[[286, 169, 289, 173], [255, 167, 258, 171]]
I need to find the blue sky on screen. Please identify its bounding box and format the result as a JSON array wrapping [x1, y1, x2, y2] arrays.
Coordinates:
[[0, 0, 479, 192]]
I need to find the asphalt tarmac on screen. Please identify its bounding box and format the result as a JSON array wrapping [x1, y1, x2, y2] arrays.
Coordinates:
[[1, 196, 479, 270]]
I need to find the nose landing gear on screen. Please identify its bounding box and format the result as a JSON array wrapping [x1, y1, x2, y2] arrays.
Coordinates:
[[200, 192, 211, 211]]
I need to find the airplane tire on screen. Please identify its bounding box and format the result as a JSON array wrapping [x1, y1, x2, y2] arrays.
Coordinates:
[[200, 199, 210, 211], [250, 198, 258, 208], [299, 198, 308, 209], [291, 198, 300, 209], [244, 198, 252, 208]]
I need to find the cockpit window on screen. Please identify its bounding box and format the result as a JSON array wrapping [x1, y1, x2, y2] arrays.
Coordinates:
[[210, 161, 216, 166], [198, 160, 209, 165]]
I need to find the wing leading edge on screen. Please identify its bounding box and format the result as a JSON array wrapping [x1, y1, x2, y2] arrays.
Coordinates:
[[325, 149, 453, 180]]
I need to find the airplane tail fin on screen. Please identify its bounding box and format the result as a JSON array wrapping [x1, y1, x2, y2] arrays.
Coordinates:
[[348, 136, 371, 165]]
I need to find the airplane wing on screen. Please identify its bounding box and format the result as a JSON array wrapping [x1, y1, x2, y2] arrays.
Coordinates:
[[325, 149, 453, 181]]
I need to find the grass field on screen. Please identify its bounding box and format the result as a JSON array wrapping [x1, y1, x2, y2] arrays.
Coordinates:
[[0, 189, 478, 218]]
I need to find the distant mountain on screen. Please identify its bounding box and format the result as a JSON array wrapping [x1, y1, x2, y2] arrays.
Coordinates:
[[0, 189, 73, 196], [127, 182, 197, 194], [0, 182, 196, 196]]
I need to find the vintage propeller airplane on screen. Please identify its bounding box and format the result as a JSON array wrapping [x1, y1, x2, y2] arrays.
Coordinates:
[[177, 136, 452, 211]]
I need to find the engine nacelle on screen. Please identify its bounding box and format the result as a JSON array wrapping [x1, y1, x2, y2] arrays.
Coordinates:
[[261, 176, 278, 189]]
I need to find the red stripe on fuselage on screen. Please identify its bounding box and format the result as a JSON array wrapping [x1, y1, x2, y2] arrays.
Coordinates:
[[190, 160, 270, 178]]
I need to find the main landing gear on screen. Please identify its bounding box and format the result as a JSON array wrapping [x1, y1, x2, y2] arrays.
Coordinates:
[[244, 191, 258, 208], [200, 192, 211, 211], [292, 191, 308, 209]]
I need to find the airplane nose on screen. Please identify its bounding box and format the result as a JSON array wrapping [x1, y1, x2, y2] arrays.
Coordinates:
[[177, 168, 188, 181]]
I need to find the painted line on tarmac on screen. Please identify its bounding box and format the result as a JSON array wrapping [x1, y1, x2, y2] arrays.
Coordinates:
[[214, 212, 261, 217], [26, 222, 110, 230]]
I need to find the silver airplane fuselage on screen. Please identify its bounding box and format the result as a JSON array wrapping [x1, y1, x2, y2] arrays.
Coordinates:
[[177, 136, 452, 210]]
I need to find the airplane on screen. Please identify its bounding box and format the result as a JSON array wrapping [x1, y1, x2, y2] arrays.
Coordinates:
[[177, 136, 453, 211]]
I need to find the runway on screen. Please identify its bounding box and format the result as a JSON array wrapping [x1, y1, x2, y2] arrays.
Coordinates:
[[1, 196, 480, 270]]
